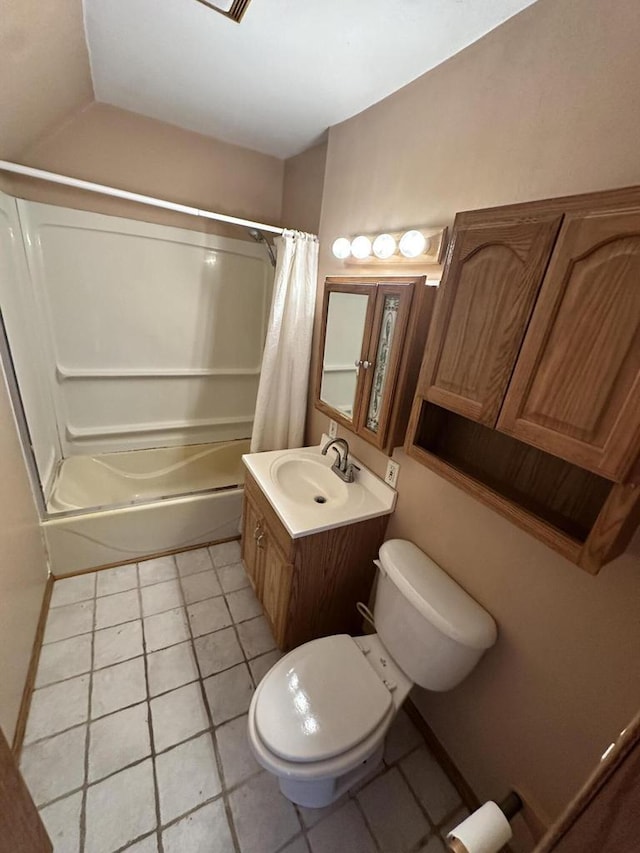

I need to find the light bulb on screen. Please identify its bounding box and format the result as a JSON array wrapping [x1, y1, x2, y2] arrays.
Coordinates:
[[399, 230, 429, 258], [332, 237, 351, 259], [351, 236, 372, 260], [373, 233, 397, 259]]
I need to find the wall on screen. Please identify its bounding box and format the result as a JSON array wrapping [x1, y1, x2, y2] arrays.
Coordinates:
[[309, 0, 640, 834], [0, 0, 92, 159], [281, 141, 327, 234], [13, 200, 273, 467], [7, 102, 285, 239], [0, 355, 49, 741]]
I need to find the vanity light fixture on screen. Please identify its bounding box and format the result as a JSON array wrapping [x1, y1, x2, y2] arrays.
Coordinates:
[[350, 235, 372, 260], [372, 233, 397, 259], [332, 226, 448, 265], [331, 237, 352, 260]]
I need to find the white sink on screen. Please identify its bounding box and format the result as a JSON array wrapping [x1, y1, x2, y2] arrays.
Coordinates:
[[242, 436, 396, 538]]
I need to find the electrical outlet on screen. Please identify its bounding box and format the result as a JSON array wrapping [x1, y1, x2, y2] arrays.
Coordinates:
[[328, 419, 338, 438], [385, 459, 400, 488]]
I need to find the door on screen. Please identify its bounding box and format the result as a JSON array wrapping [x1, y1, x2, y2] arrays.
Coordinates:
[[498, 207, 640, 480], [0, 727, 52, 852], [356, 283, 414, 449], [261, 532, 293, 649], [241, 491, 264, 596], [419, 213, 562, 425]]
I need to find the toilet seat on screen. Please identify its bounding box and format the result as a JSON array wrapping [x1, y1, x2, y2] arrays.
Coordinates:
[[253, 635, 393, 764]]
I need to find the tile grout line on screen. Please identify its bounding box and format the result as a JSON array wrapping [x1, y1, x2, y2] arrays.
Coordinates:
[[176, 548, 244, 853], [78, 572, 97, 853], [135, 559, 166, 853]]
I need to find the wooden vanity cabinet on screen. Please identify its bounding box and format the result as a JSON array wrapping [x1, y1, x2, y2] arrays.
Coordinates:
[[315, 276, 437, 454], [241, 471, 389, 651], [407, 185, 640, 573]]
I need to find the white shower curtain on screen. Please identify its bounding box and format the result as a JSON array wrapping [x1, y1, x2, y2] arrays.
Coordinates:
[[250, 230, 319, 452]]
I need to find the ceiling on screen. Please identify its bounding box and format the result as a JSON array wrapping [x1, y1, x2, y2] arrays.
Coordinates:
[[84, 0, 538, 160]]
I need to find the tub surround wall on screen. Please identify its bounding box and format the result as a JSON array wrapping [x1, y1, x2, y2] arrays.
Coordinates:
[[0, 361, 49, 741], [11, 200, 272, 460], [308, 0, 640, 835]]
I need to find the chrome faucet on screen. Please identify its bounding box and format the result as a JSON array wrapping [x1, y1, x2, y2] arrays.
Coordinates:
[[321, 438, 359, 483]]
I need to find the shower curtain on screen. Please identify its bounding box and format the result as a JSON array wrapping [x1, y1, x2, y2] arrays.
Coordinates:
[[250, 230, 319, 452]]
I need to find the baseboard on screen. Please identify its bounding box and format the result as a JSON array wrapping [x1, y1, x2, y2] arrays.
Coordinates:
[[51, 534, 241, 579], [11, 575, 54, 759]]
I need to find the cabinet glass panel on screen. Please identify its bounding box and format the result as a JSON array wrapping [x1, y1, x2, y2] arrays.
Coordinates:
[[320, 292, 369, 420], [366, 295, 400, 432]]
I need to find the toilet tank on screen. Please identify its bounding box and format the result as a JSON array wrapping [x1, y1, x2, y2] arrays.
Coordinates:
[[373, 540, 497, 691]]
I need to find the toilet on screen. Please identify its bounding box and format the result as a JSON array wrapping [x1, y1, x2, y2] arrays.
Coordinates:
[[247, 539, 497, 808]]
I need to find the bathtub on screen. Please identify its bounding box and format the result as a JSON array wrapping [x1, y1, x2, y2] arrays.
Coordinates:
[[42, 439, 250, 575]]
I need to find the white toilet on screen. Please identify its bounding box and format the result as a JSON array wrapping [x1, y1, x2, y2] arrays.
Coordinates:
[[247, 539, 497, 808]]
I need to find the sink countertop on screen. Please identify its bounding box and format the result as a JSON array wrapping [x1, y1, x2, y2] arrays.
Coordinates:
[[242, 435, 397, 539]]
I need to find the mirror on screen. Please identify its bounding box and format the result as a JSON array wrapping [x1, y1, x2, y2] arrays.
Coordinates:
[[319, 291, 370, 420]]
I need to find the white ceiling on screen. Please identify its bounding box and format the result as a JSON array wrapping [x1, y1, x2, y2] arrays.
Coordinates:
[[84, 0, 538, 159]]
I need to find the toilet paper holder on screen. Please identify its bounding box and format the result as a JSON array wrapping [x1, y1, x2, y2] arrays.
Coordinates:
[[447, 791, 523, 853]]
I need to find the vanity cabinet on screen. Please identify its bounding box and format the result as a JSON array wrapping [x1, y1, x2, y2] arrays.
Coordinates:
[[241, 472, 389, 650], [315, 276, 437, 454], [407, 186, 640, 573]]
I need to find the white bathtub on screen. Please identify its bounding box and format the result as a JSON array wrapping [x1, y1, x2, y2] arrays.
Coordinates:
[[42, 440, 249, 575]]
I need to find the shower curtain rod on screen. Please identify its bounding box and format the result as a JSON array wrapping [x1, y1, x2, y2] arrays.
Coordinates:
[[0, 160, 285, 235]]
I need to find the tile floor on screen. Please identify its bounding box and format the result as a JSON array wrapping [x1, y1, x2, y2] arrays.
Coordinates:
[[21, 542, 469, 853]]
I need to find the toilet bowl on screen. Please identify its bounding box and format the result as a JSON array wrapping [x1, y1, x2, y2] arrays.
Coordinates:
[[248, 539, 497, 808]]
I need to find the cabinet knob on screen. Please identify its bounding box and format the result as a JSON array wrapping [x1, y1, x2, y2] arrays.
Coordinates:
[[253, 523, 262, 540], [256, 532, 265, 549], [354, 359, 362, 367], [362, 360, 371, 369]]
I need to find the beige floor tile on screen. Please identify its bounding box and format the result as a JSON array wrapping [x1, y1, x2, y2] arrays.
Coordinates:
[[308, 801, 377, 853], [357, 767, 430, 852], [147, 641, 199, 697], [215, 714, 261, 788], [248, 650, 282, 685], [21, 725, 86, 806], [91, 657, 147, 718], [144, 607, 190, 652], [39, 791, 82, 853], [187, 597, 232, 638], [236, 616, 276, 659], [85, 759, 156, 853], [204, 663, 253, 725], [89, 702, 151, 782], [96, 563, 138, 596], [383, 709, 423, 764], [194, 626, 244, 678], [156, 733, 221, 824], [25, 675, 89, 744], [50, 573, 96, 608], [175, 547, 214, 577], [181, 569, 222, 604], [216, 561, 249, 593], [150, 682, 209, 752], [138, 556, 177, 586], [141, 579, 183, 617], [93, 620, 144, 669], [162, 801, 234, 853], [226, 587, 262, 623], [229, 771, 300, 853], [400, 747, 462, 824], [209, 540, 241, 568], [35, 633, 92, 687], [95, 589, 140, 630], [43, 600, 94, 644]]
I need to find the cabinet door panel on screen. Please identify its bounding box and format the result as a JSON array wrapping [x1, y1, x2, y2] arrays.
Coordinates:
[[241, 492, 263, 597], [356, 284, 413, 448], [420, 215, 562, 425], [261, 535, 293, 649], [499, 208, 640, 480]]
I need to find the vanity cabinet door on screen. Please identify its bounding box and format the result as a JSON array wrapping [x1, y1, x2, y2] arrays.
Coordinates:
[[419, 214, 562, 426], [356, 284, 414, 449], [498, 207, 640, 480], [261, 533, 294, 648], [241, 491, 264, 597]]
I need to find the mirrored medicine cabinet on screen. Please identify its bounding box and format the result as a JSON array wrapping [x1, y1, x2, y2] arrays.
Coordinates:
[[314, 276, 437, 454]]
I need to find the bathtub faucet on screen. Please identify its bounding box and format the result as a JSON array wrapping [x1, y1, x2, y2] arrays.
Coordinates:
[[321, 438, 359, 483]]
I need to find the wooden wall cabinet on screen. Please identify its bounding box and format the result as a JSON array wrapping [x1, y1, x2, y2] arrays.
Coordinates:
[[407, 186, 640, 573], [315, 276, 437, 454], [241, 472, 389, 650]]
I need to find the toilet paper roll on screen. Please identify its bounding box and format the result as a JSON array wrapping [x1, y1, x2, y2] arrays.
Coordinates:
[[446, 801, 513, 853]]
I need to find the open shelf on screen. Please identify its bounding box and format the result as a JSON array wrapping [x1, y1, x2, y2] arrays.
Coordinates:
[[409, 401, 613, 545]]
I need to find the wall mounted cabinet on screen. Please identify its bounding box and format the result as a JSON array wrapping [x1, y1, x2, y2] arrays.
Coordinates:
[[407, 186, 640, 573], [315, 276, 436, 454]]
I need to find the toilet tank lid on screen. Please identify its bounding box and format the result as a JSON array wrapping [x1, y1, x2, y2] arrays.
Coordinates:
[[378, 540, 497, 650]]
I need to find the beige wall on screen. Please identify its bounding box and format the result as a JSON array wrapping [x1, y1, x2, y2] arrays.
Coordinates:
[[0, 363, 48, 741], [0, 0, 92, 159], [7, 102, 285, 239], [281, 141, 328, 234], [310, 0, 640, 832]]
